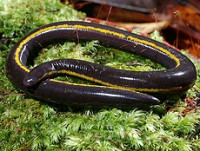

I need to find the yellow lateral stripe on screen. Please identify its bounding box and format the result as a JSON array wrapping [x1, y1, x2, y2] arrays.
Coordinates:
[[44, 69, 183, 93], [128, 36, 180, 67], [50, 78, 184, 93], [15, 24, 126, 72], [15, 23, 180, 73], [50, 79, 143, 93], [44, 69, 118, 87], [15, 25, 66, 72], [72, 25, 126, 38]]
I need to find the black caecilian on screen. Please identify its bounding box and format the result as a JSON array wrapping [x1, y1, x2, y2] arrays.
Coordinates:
[[6, 21, 197, 108]]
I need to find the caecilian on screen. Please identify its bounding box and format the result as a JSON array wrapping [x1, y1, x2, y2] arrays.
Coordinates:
[[6, 21, 197, 108]]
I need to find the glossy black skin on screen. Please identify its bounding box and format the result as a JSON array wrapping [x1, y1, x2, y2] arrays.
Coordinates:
[[6, 21, 197, 108]]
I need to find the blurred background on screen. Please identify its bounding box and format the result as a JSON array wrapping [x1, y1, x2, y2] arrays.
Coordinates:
[[68, 0, 200, 58]]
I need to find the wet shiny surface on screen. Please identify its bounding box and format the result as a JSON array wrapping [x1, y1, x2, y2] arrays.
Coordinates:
[[6, 21, 197, 108]]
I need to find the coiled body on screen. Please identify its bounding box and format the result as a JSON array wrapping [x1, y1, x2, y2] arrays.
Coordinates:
[[6, 21, 197, 108]]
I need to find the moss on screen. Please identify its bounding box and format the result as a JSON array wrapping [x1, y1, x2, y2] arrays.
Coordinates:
[[0, 0, 200, 150]]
